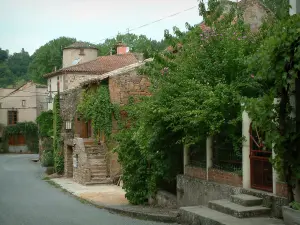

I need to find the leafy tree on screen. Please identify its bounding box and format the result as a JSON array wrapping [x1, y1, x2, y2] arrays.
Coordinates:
[[0, 63, 14, 88], [114, 1, 265, 204], [98, 33, 167, 58], [260, 0, 290, 19], [245, 15, 300, 202], [7, 48, 31, 81], [27, 37, 76, 84], [0, 48, 8, 62]]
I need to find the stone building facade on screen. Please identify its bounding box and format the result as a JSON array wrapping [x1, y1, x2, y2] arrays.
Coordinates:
[[59, 59, 152, 185]]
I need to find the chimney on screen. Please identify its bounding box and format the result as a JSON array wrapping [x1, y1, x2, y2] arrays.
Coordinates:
[[116, 42, 129, 55]]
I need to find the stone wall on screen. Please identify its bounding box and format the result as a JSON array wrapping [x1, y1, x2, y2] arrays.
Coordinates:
[[65, 74, 99, 90], [276, 182, 288, 198], [109, 70, 151, 106], [185, 166, 207, 180], [108, 70, 151, 177], [72, 138, 89, 184], [177, 175, 289, 218]]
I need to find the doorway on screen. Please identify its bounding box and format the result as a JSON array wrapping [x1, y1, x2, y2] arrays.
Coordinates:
[[66, 145, 74, 178], [249, 124, 273, 192]]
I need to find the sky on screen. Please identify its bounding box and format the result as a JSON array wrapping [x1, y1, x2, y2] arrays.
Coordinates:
[[0, 0, 203, 55]]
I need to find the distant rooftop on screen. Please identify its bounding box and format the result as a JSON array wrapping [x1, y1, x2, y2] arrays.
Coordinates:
[[64, 41, 98, 50]]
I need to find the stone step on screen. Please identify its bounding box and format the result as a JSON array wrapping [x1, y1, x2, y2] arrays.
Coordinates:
[[87, 156, 105, 159], [230, 194, 263, 207], [90, 165, 106, 169], [91, 172, 107, 177], [86, 178, 112, 185], [179, 206, 284, 225], [208, 199, 270, 218]]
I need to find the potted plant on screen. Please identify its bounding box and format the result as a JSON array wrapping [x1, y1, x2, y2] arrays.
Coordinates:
[[283, 201, 300, 225]]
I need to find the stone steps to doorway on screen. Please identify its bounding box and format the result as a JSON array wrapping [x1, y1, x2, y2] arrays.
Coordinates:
[[180, 206, 284, 225], [208, 199, 270, 218], [179, 194, 283, 225]]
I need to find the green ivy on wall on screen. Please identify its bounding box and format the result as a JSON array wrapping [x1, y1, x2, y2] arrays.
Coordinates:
[[77, 84, 117, 140], [53, 94, 64, 174], [36, 110, 53, 137], [3, 122, 39, 153]]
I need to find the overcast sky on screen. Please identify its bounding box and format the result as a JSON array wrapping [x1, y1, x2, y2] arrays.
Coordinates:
[[0, 0, 202, 55]]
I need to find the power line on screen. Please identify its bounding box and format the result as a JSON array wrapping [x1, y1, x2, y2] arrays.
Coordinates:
[[97, 4, 202, 44]]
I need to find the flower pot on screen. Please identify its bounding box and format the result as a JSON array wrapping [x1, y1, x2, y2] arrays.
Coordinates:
[[282, 206, 300, 225]]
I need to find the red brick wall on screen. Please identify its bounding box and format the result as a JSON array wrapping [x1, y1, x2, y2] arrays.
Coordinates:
[[276, 182, 288, 198], [185, 166, 206, 180], [208, 168, 242, 187]]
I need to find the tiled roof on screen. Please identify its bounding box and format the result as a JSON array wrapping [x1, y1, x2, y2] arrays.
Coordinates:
[[80, 58, 153, 87], [44, 53, 139, 78], [64, 41, 98, 50]]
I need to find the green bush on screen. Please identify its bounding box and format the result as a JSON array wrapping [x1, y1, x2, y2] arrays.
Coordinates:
[[42, 151, 54, 167]]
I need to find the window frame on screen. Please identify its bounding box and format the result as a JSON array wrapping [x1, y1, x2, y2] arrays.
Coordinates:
[[7, 110, 18, 125]]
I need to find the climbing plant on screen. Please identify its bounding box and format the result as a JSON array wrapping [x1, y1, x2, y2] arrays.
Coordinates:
[[2, 122, 39, 153], [53, 94, 63, 174], [77, 83, 116, 139], [114, 0, 269, 204], [36, 110, 53, 137], [245, 14, 300, 202]]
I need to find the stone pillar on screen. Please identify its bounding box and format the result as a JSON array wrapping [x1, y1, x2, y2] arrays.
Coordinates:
[[183, 145, 190, 174], [290, 0, 300, 15], [242, 110, 251, 189], [206, 137, 213, 180]]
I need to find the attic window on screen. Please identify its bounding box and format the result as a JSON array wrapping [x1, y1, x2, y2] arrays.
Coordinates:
[[22, 100, 26, 107], [79, 48, 85, 56]]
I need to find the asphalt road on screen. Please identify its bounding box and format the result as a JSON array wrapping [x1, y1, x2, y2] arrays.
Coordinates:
[[0, 154, 174, 225]]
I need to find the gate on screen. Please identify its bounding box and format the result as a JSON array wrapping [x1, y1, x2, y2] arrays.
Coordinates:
[[249, 124, 273, 192]]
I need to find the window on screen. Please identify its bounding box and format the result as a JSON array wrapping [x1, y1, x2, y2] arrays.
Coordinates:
[[66, 121, 72, 130], [0, 103, 2, 108], [79, 48, 85, 55], [8, 111, 17, 125], [22, 100, 26, 107]]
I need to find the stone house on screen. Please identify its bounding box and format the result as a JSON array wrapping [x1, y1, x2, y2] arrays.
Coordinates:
[[0, 81, 47, 152], [44, 41, 151, 185], [43, 41, 142, 110], [60, 60, 152, 185]]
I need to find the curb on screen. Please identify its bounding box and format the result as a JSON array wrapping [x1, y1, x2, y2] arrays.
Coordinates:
[[101, 205, 179, 223], [45, 178, 178, 223]]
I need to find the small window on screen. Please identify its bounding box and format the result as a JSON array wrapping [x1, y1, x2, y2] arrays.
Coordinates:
[[0, 103, 2, 108], [79, 48, 85, 55], [8, 111, 17, 125], [57, 76, 59, 81], [66, 121, 72, 130], [22, 100, 26, 107]]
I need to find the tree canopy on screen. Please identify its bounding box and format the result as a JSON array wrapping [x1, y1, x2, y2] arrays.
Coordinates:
[[27, 37, 76, 84]]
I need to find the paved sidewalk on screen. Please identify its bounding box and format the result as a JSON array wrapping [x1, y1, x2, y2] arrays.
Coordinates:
[[50, 178, 178, 223], [52, 178, 129, 206]]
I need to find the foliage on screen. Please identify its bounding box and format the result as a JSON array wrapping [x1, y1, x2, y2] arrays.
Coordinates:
[[290, 201, 300, 210], [0, 48, 8, 62], [36, 110, 53, 137], [77, 84, 114, 139], [245, 15, 300, 202], [7, 48, 31, 82], [27, 37, 76, 84], [0, 62, 14, 88], [41, 138, 54, 167], [114, 0, 267, 204], [2, 122, 39, 153], [98, 33, 167, 58], [53, 94, 63, 174], [259, 0, 290, 20]]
